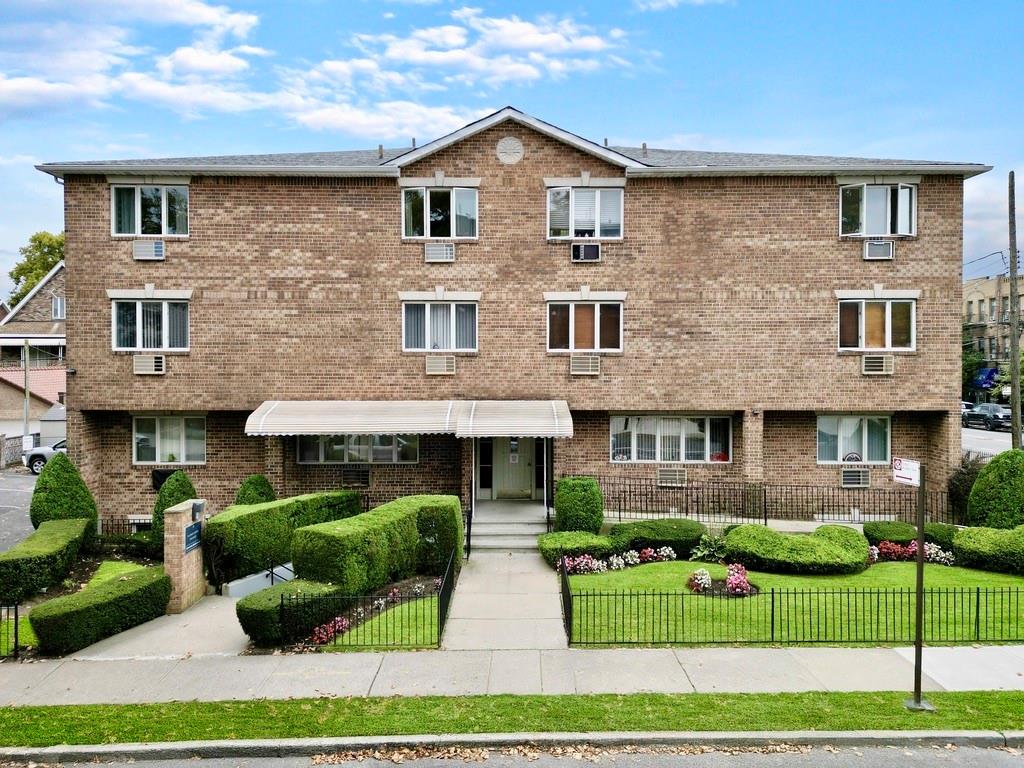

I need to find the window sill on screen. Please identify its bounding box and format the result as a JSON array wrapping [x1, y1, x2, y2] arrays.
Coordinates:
[[113, 235, 189, 240], [112, 350, 190, 355], [547, 351, 623, 356], [837, 349, 916, 355], [816, 462, 891, 467], [547, 238, 623, 244], [610, 461, 733, 466], [133, 462, 206, 468], [838, 234, 916, 241], [402, 238, 478, 244], [402, 350, 478, 356]]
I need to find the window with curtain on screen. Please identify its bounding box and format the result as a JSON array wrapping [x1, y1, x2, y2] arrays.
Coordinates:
[[402, 302, 476, 351], [402, 187, 477, 238], [837, 299, 915, 351], [610, 415, 732, 463], [297, 434, 419, 463], [839, 183, 916, 236], [112, 185, 189, 236], [112, 300, 190, 351], [547, 187, 623, 239], [816, 415, 890, 464], [132, 416, 205, 465], [547, 302, 622, 352]]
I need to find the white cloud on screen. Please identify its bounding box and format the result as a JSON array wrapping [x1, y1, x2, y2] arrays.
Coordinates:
[[634, 0, 729, 9], [964, 168, 1020, 275], [290, 100, 489, 139], [42, 0, 259, 38]]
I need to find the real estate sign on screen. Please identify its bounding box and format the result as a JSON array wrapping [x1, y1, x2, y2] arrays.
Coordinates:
[[892, 457, 921, 487]]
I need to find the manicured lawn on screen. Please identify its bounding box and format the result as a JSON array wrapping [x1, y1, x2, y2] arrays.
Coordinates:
[[1, 692, 1023, 746], [320, 595, 438, 651], [568, 562, 1024, 646], [0, 615, 35, 656], [87, 560, 146, 587]]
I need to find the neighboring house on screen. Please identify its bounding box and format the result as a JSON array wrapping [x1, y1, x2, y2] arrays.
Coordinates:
[[963, 274, 1024, 367], [39, 402, 67, 445], [0, 374, 56, 446], [0, 261, 67, 370], [36, 107, 989, 522], [0, 301, 10, 321]]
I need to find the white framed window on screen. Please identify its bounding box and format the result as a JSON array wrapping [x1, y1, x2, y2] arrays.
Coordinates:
[[112, 185, 189, 237], [402, 301, 477, 352], [51, 296, 66, 320], [402, 187, 477, 239], [112, 300, 190, 351], [610, 415, 732, 463], [297, 434, 419, 464], [816, 415, 890, 465], [839, 183, 916, 237], [133, 416, 206, 465], [548, 187, 623, 239], [547, 302, 622, 352], [838, 299, 915, 351]]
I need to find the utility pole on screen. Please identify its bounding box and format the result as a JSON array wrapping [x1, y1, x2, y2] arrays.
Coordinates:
[[22, 339, 30, 446], [1010, 171, 1020, 450]]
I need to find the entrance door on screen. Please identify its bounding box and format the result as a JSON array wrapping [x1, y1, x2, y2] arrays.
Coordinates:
[[493, 437, 534, 499]]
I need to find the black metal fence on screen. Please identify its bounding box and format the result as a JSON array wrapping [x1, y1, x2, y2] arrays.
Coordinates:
[[583, 475, 955, 525], [564, 586, 1024, 646], [1, 605, 20, 659], [279, 547, 458, 649]]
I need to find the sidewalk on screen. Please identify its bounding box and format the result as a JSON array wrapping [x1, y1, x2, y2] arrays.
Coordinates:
[[3, 645, 1023, 706]]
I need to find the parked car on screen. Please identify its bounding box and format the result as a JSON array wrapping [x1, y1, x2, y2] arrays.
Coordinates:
[[962, 404, 1012, 431], [961, 401, 974, 414], [21, 439, 67, 474]]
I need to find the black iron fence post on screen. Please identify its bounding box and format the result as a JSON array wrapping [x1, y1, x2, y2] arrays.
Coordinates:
[[975, 586, 982, 641], [770, 588, 776, 644], [12, 604, 18, 660]]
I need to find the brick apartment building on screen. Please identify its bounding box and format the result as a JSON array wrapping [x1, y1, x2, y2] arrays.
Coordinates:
[[36, 107, 989, 523]]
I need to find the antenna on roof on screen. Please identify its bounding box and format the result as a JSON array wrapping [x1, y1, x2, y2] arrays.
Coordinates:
[[378, 144, 383, 159], [642, 142, 648, 158], [604, 138, 608, 147], [412, 137, 416, 149]]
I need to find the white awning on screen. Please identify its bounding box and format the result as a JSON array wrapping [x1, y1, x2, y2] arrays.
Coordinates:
[[245, 399, 573, 438]]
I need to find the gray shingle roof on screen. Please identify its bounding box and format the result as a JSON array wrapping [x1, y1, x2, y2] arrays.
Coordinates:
[[45, 147, 410, 170], [610, 146, 981, 171]]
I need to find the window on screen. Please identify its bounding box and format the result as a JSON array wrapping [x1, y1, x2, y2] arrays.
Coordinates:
[[51, 296, 66, 320], [547, 187, 623, 239], [966, 301, 974, 323], [297, 434, 419, 464], [837, 300, 915, 351], [610, 415, 731, 463], [402, 302, 477, 351], [112, 185, 189, 236], [989, 298, 997, 321], [402, 187, 477, 238], [133, 416, 205, 464], [112, 300, 189, 351], [989, 336, 998, 358], [547, 302, 622, 352], [816, 415, 889, 465], [839, 183, 916, 236]]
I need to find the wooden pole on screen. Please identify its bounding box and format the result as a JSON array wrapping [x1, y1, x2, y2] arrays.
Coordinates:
[[1010, 171, 1020, 449]]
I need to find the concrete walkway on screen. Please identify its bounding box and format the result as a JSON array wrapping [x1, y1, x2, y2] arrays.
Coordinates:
[[3, 645, 1023, 706], [443, 552, 566, 651]]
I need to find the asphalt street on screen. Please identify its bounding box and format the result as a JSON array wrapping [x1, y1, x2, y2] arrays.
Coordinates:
[[0, 467, 35, 553], [961, 425, 1013, 456]]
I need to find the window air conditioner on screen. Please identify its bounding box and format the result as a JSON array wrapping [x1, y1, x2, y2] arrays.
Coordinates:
[[132, 240, 166, 261], [133, 354, 166, 375], [863, 240, 894, 260], [424, 243, 455, 263], [861, 354, 895, 375], [840, 467, 870, 488], [569, 354, 600, 375], [571, 243, 601, 262], [425, 355, 456, 375]]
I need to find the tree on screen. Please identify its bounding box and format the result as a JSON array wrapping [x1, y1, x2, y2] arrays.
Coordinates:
[[962, 339, 985, 399], [992, 350, 1024, 403], [28, 453, 98, 540], [8, 231, 64, 307], [151, 470, 197, 545]]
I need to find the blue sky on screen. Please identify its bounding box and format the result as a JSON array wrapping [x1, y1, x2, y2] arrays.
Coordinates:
[[1, 0, 1020, 297]]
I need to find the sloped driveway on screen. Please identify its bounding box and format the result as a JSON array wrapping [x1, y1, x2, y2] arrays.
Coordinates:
[[0, 468, 35, 553]]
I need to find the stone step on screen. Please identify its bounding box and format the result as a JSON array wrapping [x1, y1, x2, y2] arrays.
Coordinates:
[[472, 536, 541, 551], [472, 522, 547, 536]]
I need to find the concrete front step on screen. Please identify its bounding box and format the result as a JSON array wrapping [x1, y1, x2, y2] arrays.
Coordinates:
[[473, 536, 541, 551], [472, 523, 547, 536]]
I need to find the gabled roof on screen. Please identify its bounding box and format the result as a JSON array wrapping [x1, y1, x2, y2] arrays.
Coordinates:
[[0, 368, 64, 405], [0, 301, 10, 320], [0, 261, 64, 327]]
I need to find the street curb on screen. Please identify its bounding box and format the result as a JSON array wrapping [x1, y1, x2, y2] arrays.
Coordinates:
[[0, 730, 1010, 762]]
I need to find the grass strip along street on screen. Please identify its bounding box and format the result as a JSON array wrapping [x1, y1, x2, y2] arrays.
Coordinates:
[[2, 692, 1024, 746]]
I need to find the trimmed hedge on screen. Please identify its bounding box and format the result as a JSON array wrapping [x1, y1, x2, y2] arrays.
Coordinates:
[[862, 521, 917, 546], [28, 566, 171, 655], [235, 475, 276, 506], [236, 579, 343, 647], [925, 523, 959, 551], [0, 518, 90, 603], [967, 450, 1024, 528], [948, 454, 984, 525], [28, 453, 97, 540], [204, 491, 364, 585], [609, 519, 707, 558], [414, 497, 464, 576], [952, 525, 1024, 575], [538, 532, 614, 568], [723, 524, 870, 575], [554, 477, 604, 534], [152, 470, 196, 545]]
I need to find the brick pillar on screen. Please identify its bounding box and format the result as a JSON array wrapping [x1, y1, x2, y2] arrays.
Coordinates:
[[459, 438, 473, 513], [742, 409, 765, 483], [163, 498, 208, 613], [264, 436, 286, 497]]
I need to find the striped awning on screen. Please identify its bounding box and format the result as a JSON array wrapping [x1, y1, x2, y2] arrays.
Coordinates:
[[245, 399, 573, 438]]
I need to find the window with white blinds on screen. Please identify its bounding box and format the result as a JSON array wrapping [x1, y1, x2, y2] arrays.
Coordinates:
[[610, 415, 732, 463], [112, 300, 189, 351], [547, 187, 623, 239], [402, 302, 477, 351]]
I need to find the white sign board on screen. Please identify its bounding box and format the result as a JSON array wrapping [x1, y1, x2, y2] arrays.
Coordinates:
[[21, 435, 33, 451], [892, 457, 921, 487]]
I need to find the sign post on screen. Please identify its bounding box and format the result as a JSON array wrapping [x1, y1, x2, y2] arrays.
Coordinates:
[[893, 457, 934, 712]]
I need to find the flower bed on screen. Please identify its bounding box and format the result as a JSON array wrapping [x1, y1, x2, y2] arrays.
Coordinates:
[[870, 539, 955, 566], [686, 564, 757, 597], [561, 546, 676, 575]]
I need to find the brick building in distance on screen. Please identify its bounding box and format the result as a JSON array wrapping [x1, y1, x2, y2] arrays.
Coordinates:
[[36, 107, 989, 525]]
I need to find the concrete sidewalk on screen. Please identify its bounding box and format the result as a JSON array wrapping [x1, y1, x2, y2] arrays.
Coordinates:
[[3, 645, 1023, 706]]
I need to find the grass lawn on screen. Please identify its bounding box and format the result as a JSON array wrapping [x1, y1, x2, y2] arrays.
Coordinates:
[[1, 692, 1023, 746], [0, 615, 35, 656], [320, 595, 438, 651], [87, 560, 146, 587], [569, 562, 1024, 645]]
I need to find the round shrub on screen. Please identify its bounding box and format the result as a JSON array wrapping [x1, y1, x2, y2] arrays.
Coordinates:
[[28, 452, 97, 539], [609, 518, 707, 558], [722, 524, 870, 575], [152, 470, 197, 545], [952, 525, 1024, 575], [538, 531, 613, 568], [924, 522, 959, 551], [554, 476, 604, 534], [862, 521, 916, 546], [234, 474, 276, 506], [967, 449, 1024, 528]]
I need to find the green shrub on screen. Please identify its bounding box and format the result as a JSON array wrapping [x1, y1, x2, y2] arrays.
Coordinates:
[[862, 521, 917, 546], [28, 453, 97, 540], [291, 496, 427, 592], [952, 525, 1024, 575], [236, 579, 343, 647], [722, 524, 870, 575], [235, 475, 276, 506], [538, 532, 613, 568], [151, 470, 196, 545], [948, 454, 984, 525], [0, 519, 90, 603], [204, 491, 364, 585], [414, 497, 464, 576], [554, 477, 604, 533], [28, 566, 170, 655], [967, 450, 1024, 528], [925, 522, 959, 550], [609, 519, 707, 558]]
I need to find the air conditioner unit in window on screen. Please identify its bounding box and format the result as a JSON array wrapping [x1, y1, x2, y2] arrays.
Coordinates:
[[862, 354, 895, 375], [133, 354, 166, 375], [569, 354, 600, 376], [132, 240, 165, 261], [424, 243, 455, 263], [863, 240, 894, 260], [840, 467, 870, 489], [656, 467, 687, 488], [571, 243, 601, 263], [425, 355, 456, 375]]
